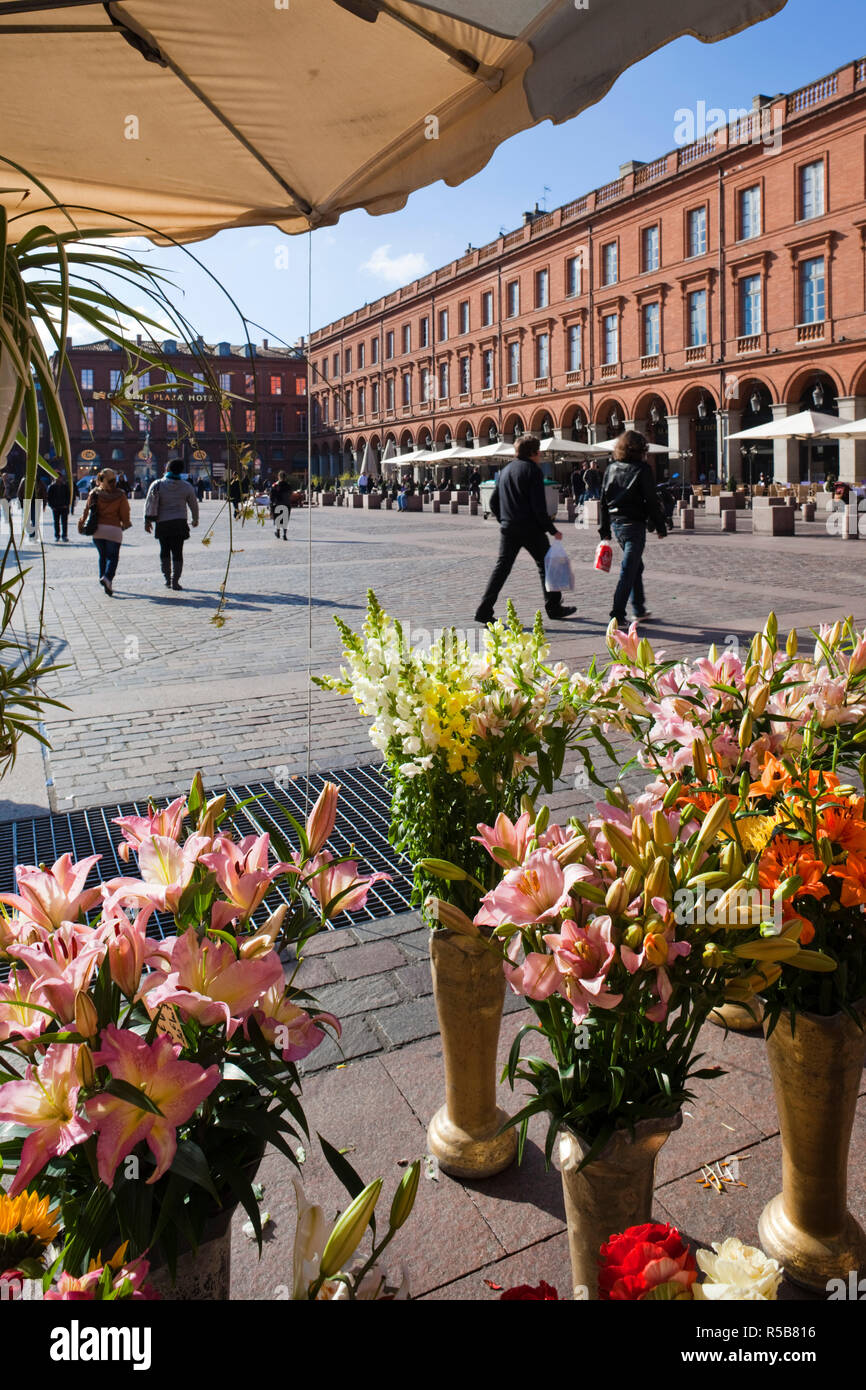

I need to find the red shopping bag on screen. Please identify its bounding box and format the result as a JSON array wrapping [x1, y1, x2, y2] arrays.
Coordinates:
[[594, 541, 612, 573]]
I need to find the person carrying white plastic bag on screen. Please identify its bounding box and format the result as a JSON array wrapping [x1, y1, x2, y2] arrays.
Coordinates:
[[544, 538, 574, 592]]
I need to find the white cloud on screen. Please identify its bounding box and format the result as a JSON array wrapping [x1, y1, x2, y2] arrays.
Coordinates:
[[361, 244, 428, 284]]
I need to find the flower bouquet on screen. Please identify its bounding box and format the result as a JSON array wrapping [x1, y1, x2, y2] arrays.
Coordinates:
[[0, 773, 383, 1286]]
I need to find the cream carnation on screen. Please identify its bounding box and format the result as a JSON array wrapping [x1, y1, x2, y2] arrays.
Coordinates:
[[694, 1238, 782, 1300]]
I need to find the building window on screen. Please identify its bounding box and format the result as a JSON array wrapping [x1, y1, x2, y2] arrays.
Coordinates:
[[371, 381, 380, 412], [371, 337, 379, 365], [341, 348, 349, 374], [482, 349, 494, 390], [482, 290, 494, 326], [358, 342, 365, 368], [110, 369, 123, 391], [193, 408, 206, 432], [642, 226, 659, 273], [322, 399, 328, 426], [167, 412, 178, 433], [136, 413, 148, 433], [642, 303, 660, 357], [386, 378, 395, 411], [321, 359, 328, 381], [138, 372, 150, 389], [402, 324, 411, 354], [270, 374, 283, 395], [343, 393, 351, 421], [459, 356, 470, 394], [535, 269, 549, 309], [687, 207, 707, 257], [603, 313, 618, 365], [386, 331, 395, 359], [245, 373, 255, 393], [438, 309, 448, 342], [507, 341, 520, 385], [602, 242, 617, 286], [566, 256, 582, 297], [800, 160, 825, 221], [420, 366, 431, 402], [688, 289, 708, 346], [402, 373, 411, 406], [739, 185, 761, 240], [296, 376, 307, 396], [80, 368, 94, 390], [358, 385, 366, 415], [245, 408, 256, 433], [567, 324, 582, 372], [420, 316, 430, 347], [297, 411, 307, 434], [800, 257, 825, 323], [110, 408, 124, 432], [438, 362, 449, 399], [740, 274, 762, 336], [218, 372, 231, 391], [333, 352, 339, 376], [506, 280, 519, 317], [459, 301, 469, 335], [82, 405, 95, 430]]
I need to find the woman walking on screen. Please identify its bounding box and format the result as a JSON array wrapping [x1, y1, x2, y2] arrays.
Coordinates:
[[78, 468, 131, 596], [144, 458, 199, 590], [269, 470, 293, 539]]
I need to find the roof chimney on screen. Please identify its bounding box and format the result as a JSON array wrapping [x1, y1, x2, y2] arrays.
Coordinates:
[[136, 334, 142, 345], [262, 338, 269, 350]]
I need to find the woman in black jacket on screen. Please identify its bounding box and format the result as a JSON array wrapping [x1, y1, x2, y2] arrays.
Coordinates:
[[269, 471, 293, 539]]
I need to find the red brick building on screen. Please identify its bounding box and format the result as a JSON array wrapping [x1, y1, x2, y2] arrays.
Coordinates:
[[40, 337, 308, 488], [310, 56, 866, 487]]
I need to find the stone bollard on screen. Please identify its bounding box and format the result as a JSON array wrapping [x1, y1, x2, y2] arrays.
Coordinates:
[[721, 509, 736, 532], [843, 504, 859, 541], [450, 499, 459, 514], [679, 508, 695, 530], [803, 502, 816, 522], [433, 500, 441, 514], [469, 500, 479, 516]]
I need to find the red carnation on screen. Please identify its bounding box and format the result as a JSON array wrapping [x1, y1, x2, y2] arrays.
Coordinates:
[[500, 1281, 560, 1300], [598, 1222, 698, 1300]]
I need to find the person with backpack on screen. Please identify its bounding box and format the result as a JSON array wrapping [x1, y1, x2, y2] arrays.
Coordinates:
[[598, 430, 667, 627], [46, 473, 72, 542], [474, 436, 576, 625], [144, 458, 199, 591], [269, 470, 293, 539], [78, 468, 132, 595]]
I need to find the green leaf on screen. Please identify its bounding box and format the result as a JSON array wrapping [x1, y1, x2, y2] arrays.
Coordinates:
[[168, 1140, 221, 1202], [318, 1132, 366, 1202], [102, 1078, 164, 1116]]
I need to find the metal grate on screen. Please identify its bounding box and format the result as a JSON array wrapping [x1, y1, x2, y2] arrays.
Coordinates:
[[0, 764, 415, 953]]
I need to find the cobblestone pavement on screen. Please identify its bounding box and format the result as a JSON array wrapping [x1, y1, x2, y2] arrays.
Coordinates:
[[5, 497, 865, 813]]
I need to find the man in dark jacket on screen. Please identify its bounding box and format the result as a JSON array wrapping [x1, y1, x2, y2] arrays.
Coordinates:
[[269, 471, 293, 539], [599, 430, 667, 626], [475, 436, 575, 624], [46, 474, 71, 541]]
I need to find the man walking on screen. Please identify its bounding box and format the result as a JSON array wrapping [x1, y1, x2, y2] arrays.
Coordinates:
[[598, 430, 667, 627], [144, 457, 199, 591], [269, 470, 293, 539], [46, 472, 71, 541], [475, 436, 575, 624]]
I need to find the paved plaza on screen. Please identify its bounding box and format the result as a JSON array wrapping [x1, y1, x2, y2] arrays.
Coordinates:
[[4, 495, 865, 1299]]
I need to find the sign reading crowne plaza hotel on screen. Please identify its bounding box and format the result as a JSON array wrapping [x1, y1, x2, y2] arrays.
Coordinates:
[[310, 55, 866, 488]]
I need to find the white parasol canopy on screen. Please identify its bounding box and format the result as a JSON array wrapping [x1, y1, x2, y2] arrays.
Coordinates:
[[820, 418, 866, 440], [0, 0, 786, 244], [728, 410, 842, 441]]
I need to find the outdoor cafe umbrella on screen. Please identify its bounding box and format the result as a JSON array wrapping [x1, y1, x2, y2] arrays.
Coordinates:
[[821, 418, 866, 439], [1, 0, 786, 245], [727, 410, 843, 442]]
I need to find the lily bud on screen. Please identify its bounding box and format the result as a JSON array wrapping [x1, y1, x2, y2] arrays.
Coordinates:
[[702, 942, 725, 969], [662, 781, 683, 810], [738, 770, 750, 804], [743, 663, 760, 689], [644, 932, 669, 967], [425, 897, 480, 937], [707, 642, 719, 663], [604, 785, 630, 811], [605, 879, 630, 915], [695, 798, 733, 850], [748, 683, 770, 717], [619, 685, 648, 719], [198, 793, 227, 838], [738, 710, 753, 750], [636, 637, 654, 668], [623, 865, 643, 896], [76, 1043, 96, 1089], [692, 740, 709, 782], [786, 628, 798, 658], [652, 812, 674, 848], [520, 793, 536, 821], [74, 991, 98, 1039], [320, 1180, 383, 1278], [645, 856, 670, 900], [632, 816, 651, 849], [305, 782, 339, 857], [534, 804, 550, 837], [828, 620, 843, 647], [601, 822, 641, 871], [817, 836, 834, 868], [239, 904, 287, 958], [389, 1161, 421, 1231], [763, 612, 778, 649], [622, 925, 644, 951]]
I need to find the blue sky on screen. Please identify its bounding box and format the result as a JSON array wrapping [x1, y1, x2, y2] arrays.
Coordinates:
[[75, 0, 864, 351]]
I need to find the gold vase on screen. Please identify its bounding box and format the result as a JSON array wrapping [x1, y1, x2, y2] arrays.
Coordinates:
[[758, 1003, 866, 1290], [426, 929, 518, 1179], [559, 1112, 682, 1299], [708, 997, 763, 1032]]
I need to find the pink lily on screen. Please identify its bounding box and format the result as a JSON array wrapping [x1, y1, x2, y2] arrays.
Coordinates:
[[10, 923, 106, 1024], [606, 621, 642, 663], [305, 851, 390, 917], [542, 915, 623, 1023], [620, 899, 690, 1024], [475, 849, 586, 929], [503, 937, 562, 1001], [305, 783, 339, 858], [85, 1025, 219, 1187], [0, 969, 53, 1041], [140, 927, 283, 1037], [99, 903, 157, 999], [200, 833, 293, 931], [0, 854, 101, 932], [0, 1044, 95, 1195], [251, 983, 340, 1061], [472, 811, 533, 868], [112, 797, 188, 862], [104, 833, 210, 915]]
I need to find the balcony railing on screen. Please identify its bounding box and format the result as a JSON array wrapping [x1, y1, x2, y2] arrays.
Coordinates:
[[857, 58, 866, 85], [481, 387, 495, 400], [506, 382, 520, 395], [640, 354, 660, 372], [600, 363, 619, 379], [561, 195, 589, 222], [530, 213, 554, 236], [797, 322, 825, 342], [503, 229, 524, 249], [678, 134, 717, 168], [736, 335, 761, 353], [533, 376, 550, 390], [565, 370, 582, 385], [685, 345, 708, 363], [597, 178, 624, 206], [634, 157, 668, 187], [787, 74, 838, 114]]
